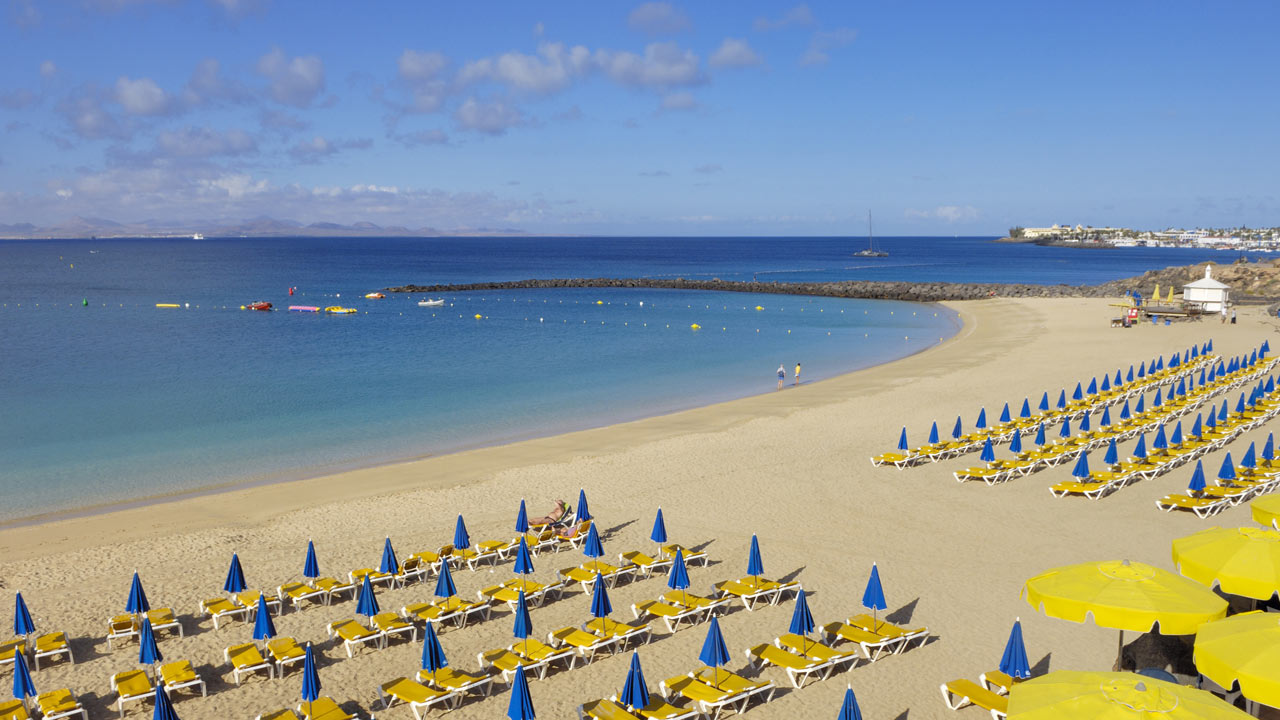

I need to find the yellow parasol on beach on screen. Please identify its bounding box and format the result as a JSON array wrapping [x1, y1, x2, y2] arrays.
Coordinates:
[[1172, 527, 1280, 601], [1167, 286, 1176, 303], [1194, 611, 1280, 713], [1252, 495, 1280, 530], [1007, 670, 1252, 719], [1022, 560, 1227, 666], [1152, 284, 1161, 301]]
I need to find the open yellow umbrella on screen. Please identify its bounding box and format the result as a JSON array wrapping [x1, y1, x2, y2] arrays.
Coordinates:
[[1023, 560, 1227, 665], [1008, 671, 1252, 719], [1194, 611, 1280, 713], [1172, 527, 1280, 601], [1253, 495, 1280, 529]]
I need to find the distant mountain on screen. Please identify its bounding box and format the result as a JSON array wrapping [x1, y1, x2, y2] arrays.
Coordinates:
[[0, 216, 527, 239]]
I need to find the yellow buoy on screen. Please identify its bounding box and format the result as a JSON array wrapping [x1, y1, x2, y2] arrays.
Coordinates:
[[691, 323, 701, 330], [596, 300, 603, 305], [474, 314, 483, 319], [755, 306, 764, 311]]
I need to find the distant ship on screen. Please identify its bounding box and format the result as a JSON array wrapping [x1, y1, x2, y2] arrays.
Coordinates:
[[853, 211, 887, 257], [192, 233, 204, 240]]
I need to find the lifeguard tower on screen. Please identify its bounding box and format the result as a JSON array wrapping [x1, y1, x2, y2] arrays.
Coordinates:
[[1182, 266, 1230, 313]]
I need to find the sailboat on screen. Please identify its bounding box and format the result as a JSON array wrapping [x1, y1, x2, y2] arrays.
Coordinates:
[[854, 211, 888, 257]]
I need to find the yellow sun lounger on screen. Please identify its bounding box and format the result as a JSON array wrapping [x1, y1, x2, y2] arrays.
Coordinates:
[[774, 634, 859, 671], [257, 710, 301, 720], [510, 638, 577, 671], [298, 696, 364, 720], [632, 600, 707, 633], [819, 621, 904, 661], [548, 627, 615, 664], [379, 678, 461, 720], [235, 591, 283, 617], [111, 669, 155, 718], [941, 678, 1008, 719], [415, 667, 493, 697], [311, 577, 356, 605], [745, 643, 836, 688], [145, 608, 183, 638], [279, 581, 327, 610], [692, 667, 776, 706], [584, 617, 653, 650], [395, 555, 431, 585], [104, 615, 137, 649], [199, 597, 248, 629], [226, 642, 273, 685], [327, 619, 384, 657], [1155, 493, 1234, 518], [35, 689, 87, 720], [403, 597, 491, 629], [160, 659, 206, 697], [267, 636, 307, 675], [33, 631, 73, 669], [662, 590, 731, 615], [439, 543, 500, 571], [0, 699, 30, 720], [979, 670, 1026, 695], [478, 648, 548, 683], [578, 697, 699, 720], [661, 545, 708, 566], [372, 613, 418, 645], [349, 568, 396, 589], [846, 614, 930, 651], [620, 551, 673, 578]]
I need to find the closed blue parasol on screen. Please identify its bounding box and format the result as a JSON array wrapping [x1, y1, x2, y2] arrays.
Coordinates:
[[575, 489, 592, 523], [1020, 398, 1031, 419], [619, 652, 650, 711], [789, 588, 816, 652], [380, 537, 400, 575], [152, 681, 179, 720], [1218, 453, 1236, 483], [1151, 390, 1163, 409], [512, 590, 533, 657], [1165, 384, 1175, 403], [224, 553, 247, 595], [928, 421, 939, 444], [1137, 362, 1146, 379], [453, 516, 471, 551], [897, 427, 908, 451], [590, 572, 612, 619], [138, 618, 162, 667], [13, 592, 35, 638], [1127, 365, 1135, 383], [999, 403, 1011, 424], [1218, 400, 1228, 423], [1153, 424, 1168, 451], [1264, 433, 1275, 464], [516, 499, 530, 535], [1009, 432, 1023, 455], [252, 593, 276, 641], [355, 574, 379, 618], [513, 537, 535, 593], [127, 571, 150, 615], [979, 438, 995, 463], [1191, 415, 1203, 438], [1241, 443, 1257, 470], [1058, 416, 1071, 440], [434, 555, 458, 599], [1115, 369, 1123, 387], [976, 407, 987, 430], [1170, 422, 1183, 447], [1206, 411, 1217, 430], [862, 563, 887, 629], [1120, 399, 1131, 421], [1188, 460, 1207, 493], [1078, 412, 1091, 433], [1072, 382, 1083, 401], [1132, 433, 1148, 460], [999, 618, 1031, 679], [668, 549, 691, 606], [1087, 378, 1097, 396], [507, 664, 536, 720], [1101, 375, 1111, 393], [421, 621, 449, 681], [1034, 422, 1046, 447], [1236, 394, 1247, 415], [747, 535, 764, 579], [837, 686, 863, 720], [699, 616, 731, 689], [1135, 394, 1145, 414], [301, 642, 321, 718], [303, 541, 320, 580], [952, 415, 963, 440], [650, 508, 667, 547], [12, 648, 36, 703], [582, 523, 605, 560], [1103, 438, 1118, 466], [1100, 405, 1111, 428], [1071, 452, 1090, 480], [1039, 392, 1050, 413]]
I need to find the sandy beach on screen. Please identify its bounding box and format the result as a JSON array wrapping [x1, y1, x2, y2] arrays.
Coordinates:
[[3, 296, 1277, 720]]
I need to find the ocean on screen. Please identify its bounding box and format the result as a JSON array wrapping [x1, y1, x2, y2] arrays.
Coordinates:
[[0, 236, 1256, 520]]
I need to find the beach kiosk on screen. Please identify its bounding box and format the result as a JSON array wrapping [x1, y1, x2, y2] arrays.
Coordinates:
[[1182, 266, 1230, 313]]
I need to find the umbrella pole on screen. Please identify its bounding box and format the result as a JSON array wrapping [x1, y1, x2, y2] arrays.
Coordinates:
[[1115, 630, 1124, 671]]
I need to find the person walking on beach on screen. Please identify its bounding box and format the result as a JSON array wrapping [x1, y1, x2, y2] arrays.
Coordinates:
[[1231, 309, 1237, 324], [794, 362, 801, 386], [777, 364, 786, 390], [1221, 306, 1228, 324]]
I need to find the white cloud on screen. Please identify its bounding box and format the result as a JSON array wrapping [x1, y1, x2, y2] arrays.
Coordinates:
[[288, 135, 373, 163], [627, 2, 690, 34], [392, 129, 449, 147], [660, 91, 697, 111], [258, 108, 307, 133], [55, 88, 127, 139], [115, 76, 171, 116], [694, 163, 722, 173], [709, 38, 763, 69], [397, 49, 450, 113], [0, 88, 38, 110], [906, 205, 980, 223], [155, 126, 257, 158], [457, 42, 592, 95], [9, 0, 40, 27], [257, 48, 325, 107], [184, 58, 251, 106], [594, 41, 704, 89], [801, 28, 858, 66], [754, 5, 814, 31], [454, 97, 524, 135], [39, 60, 57, 78]]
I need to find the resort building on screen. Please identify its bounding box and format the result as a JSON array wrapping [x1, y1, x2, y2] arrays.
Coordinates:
[[1181, 266, 1231, 312]]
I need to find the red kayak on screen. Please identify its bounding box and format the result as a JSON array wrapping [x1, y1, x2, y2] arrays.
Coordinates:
[[247, 301, 273, 311]]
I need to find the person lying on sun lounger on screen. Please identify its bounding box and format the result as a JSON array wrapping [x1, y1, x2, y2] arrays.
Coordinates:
[[529, 500, 571, 527]]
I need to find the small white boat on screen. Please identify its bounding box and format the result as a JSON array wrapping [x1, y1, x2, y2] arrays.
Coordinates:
[[418, 298, 445, 307]]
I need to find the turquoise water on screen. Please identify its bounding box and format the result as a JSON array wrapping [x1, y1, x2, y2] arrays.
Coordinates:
[[0, 237, 974, 519]]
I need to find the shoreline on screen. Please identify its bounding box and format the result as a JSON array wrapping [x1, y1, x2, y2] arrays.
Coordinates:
[[0, 300, 972, 546], [4, 297, 1277, 720], [0, 301, 963, 530]]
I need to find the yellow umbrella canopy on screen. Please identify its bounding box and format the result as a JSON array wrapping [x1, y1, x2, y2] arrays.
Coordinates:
[[1172, 527, 1280, 601], [1008, 671, 1252, 719], [1194, 611, 1280, 711], [1023, 560, 1228, 634], [1253, 495, 1280, 530]]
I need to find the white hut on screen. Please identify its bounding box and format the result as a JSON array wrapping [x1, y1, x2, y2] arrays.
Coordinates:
[[1182, 265, 1230, 313]]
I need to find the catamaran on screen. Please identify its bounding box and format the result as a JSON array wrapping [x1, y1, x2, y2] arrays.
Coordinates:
[[854, 211, 888, 257]]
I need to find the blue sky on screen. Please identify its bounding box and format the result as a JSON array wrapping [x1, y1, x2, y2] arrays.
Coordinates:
[[1, 1, 1277, 235]]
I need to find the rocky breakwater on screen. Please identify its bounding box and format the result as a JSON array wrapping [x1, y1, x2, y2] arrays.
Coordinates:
[[387, 277, 1119, 302]]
